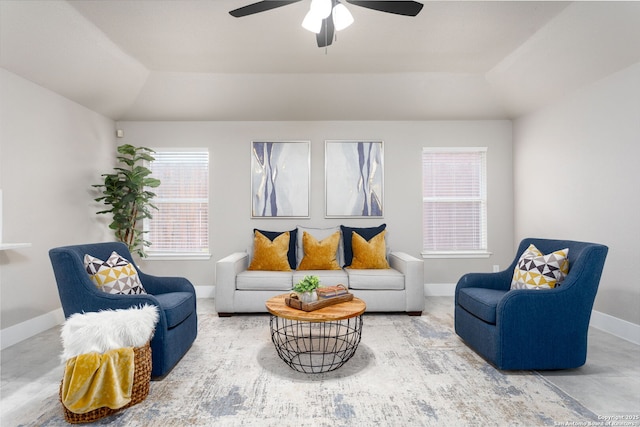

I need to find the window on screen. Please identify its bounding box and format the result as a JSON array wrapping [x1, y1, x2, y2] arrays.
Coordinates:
[[422, 147, 488, 258], [144, 149, 210, 259]]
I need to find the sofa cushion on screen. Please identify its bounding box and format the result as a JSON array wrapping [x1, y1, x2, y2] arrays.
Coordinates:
[[349, 230, 390, 269], [297, 231, 342, 270], [346, 268, 404, 290], [293, 270, 349, 288], [248, 231, 292, 271], [457, 288, 509, 324], [253, 228, 298, 270], [153, 292, 195, 329], [341, 223, 386, 267], [510, 244, 569, 290], [237, 270, 293, 291], [297, 226, 343, 267], [84, 252, 147, 295]]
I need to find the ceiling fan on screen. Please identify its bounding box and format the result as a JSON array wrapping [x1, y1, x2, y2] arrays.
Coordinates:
[[230, 0, 424, 48]]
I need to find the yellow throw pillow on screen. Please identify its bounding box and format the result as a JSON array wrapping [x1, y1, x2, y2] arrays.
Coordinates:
[[248, 231, 292, 271], [297, 231, 341, 270], [349, 230, 390, 269]]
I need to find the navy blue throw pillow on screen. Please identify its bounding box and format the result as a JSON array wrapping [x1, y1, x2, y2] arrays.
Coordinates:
[[253, 228, 298, 270], [340, 224, 387, 267]]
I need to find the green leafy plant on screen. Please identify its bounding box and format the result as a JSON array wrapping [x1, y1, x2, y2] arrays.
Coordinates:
[[293, 275, 321, 293], [93, 144, 161, 257]]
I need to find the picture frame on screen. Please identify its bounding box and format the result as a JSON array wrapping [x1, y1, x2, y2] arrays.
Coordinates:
[[251, 141, 310, 218], [325, 140, 384, 218]]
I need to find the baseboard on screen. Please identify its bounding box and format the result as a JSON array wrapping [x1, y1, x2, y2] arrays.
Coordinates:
[[3, 286, 636, 350], [0, 308, 65, 350], [590, 310, 640, 345], [423, 283, 639, 345], [195, 285, 215, 298], [424, 283, 456, 296], [0, 287, 216, 350]]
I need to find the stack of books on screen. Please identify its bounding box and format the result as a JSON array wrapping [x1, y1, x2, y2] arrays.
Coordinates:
[[317, 285, 349, 299]]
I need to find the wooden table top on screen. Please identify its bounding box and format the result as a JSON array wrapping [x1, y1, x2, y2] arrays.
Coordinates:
[[265, 293, 366, 322]]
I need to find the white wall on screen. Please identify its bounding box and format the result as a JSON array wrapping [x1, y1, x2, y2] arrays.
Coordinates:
[[118, 120, 515, 292], [0, 71, 514, 346], [514, 62, 640, 325], [0, 69, 115, 333]]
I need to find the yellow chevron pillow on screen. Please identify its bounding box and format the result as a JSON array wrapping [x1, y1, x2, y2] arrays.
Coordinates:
[[84, 252, 147, 295], [510, 244, 569, 290]]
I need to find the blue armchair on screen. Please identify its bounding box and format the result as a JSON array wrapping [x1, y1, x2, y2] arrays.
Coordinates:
[[455, 238, 608, 370], [49, 242, 198, 378]]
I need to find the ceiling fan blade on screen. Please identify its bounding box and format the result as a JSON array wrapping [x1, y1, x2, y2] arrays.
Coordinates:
[[229, 1, 302, 18], [346, 1, 423, 17], [316, 15, 335, 47]]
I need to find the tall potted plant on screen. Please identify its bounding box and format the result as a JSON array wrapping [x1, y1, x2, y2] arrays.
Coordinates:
[[93, 144, 161, 257]]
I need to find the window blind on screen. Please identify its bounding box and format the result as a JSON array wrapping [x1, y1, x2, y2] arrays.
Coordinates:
[[422, 148, 487, 253], [145, 150, 209, 256]]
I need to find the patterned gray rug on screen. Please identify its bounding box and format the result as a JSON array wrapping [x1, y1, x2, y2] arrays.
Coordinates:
[[21, 309, 597, 426]]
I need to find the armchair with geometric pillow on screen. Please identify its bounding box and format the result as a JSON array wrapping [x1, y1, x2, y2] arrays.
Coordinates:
[[49, 242, 197, 378], [454, 238, 608, 370]]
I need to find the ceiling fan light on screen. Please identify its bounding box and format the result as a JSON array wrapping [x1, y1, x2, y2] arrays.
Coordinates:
[[302, 10, 322, 33], [310, 0, 332, 19], [332, 3, 354, 31]]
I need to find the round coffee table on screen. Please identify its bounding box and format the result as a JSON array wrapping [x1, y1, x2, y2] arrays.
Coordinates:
[[265, 294, 366, 374]]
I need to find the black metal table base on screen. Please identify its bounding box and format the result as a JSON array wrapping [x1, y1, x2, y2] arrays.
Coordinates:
[[269, 315, 364, 374]]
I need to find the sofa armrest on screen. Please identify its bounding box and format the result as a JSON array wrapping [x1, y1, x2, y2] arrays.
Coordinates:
[[389, 251, 424, 313], [454, 271, 513, 305], [496, 287, 592, 367], [71, 291, 163, 314], [137, 272, 195, 295], [215, 252, 249, 314]]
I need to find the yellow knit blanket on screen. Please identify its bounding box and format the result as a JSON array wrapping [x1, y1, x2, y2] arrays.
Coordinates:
[[61, 347, 135, 414]]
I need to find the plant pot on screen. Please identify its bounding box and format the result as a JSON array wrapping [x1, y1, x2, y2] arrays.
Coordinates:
[[297, 291, 318, 303]]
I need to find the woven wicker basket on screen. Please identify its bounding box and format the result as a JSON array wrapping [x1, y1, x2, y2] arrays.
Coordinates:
[[60, 342, 152, 424]]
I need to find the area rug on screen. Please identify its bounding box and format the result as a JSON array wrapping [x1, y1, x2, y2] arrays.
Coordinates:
[[18, 309, 597, 426]]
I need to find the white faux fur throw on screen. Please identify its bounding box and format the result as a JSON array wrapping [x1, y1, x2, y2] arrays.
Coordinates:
[[61, 305, 159, 361]]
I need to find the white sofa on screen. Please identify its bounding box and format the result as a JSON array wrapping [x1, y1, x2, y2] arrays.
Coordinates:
[[215, 226, 424, 316]]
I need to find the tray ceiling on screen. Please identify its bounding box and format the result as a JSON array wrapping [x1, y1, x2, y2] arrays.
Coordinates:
[[1, 1, 639, 120]]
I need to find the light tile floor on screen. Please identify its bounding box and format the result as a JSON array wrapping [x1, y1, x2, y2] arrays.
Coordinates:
[[1, 298, 639, 425], [425, 297, 640, 418]]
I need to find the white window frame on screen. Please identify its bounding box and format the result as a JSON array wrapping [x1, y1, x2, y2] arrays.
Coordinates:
[[421, 147, 490, 259], [144, 148, 211, 261]]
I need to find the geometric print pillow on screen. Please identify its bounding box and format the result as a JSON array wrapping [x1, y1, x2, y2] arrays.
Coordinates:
[[84, 251, 147, 295], [510, 244, 570, 290]]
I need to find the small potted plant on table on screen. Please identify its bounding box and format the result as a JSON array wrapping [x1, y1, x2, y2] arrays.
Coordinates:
[[293, 275, 320, 303]]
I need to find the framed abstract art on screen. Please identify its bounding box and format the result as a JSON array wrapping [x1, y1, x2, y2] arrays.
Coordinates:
[[251, 141, 310, 218], [325, 140, 384, 218]]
